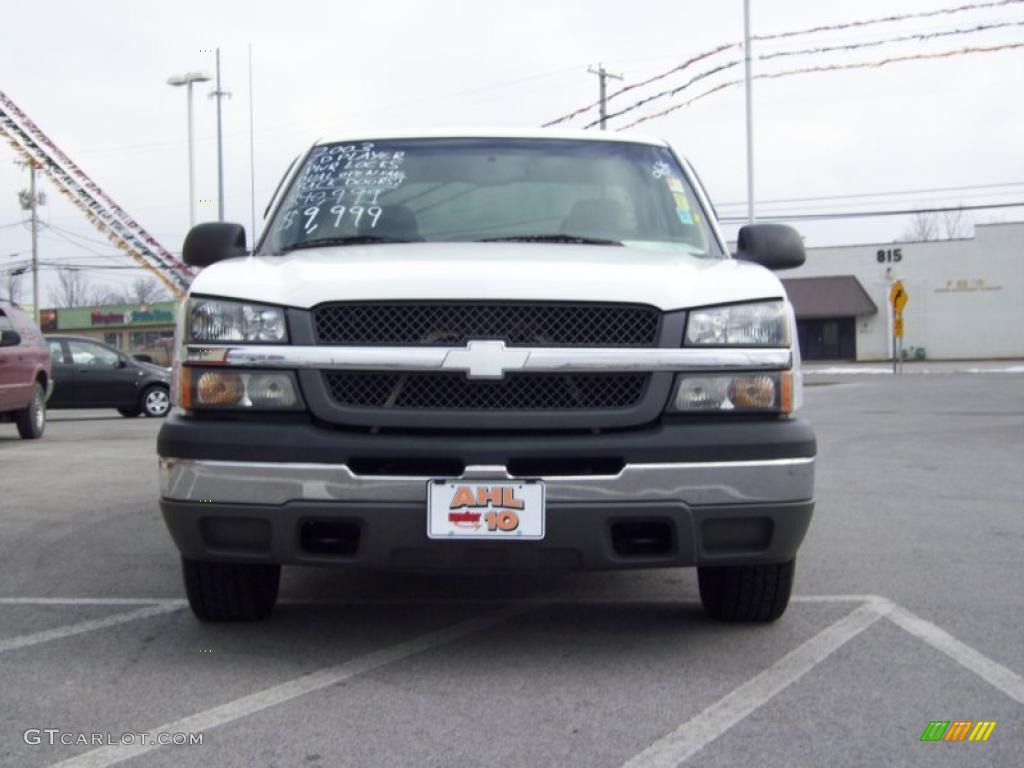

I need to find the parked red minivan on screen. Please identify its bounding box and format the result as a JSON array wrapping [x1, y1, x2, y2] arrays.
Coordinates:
[[0, 302, 52, 439]]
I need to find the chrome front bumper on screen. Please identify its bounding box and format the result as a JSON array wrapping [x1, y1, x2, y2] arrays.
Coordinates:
[[159, 456, 814, 507]]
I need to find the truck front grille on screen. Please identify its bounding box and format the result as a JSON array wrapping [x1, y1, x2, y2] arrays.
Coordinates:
[[323, 372, 649, 411], [313, 302, 660, 347]]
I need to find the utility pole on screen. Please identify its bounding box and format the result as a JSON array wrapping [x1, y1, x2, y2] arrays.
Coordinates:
[[14, 159, 41, 322], [209, 48, 231, 222], [587, 63, 623, 130], [743, 0, 755, 224], [29, 163, 38, 322]]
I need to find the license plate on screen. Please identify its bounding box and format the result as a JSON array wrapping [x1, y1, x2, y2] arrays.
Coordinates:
[[427, 480, 545, 540]]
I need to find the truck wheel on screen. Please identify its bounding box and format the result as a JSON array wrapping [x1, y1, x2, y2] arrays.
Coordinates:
[[141, 386, 170, 417], [182, 557, 280, 621], [15, 383, 46, 439], [698, 559, 794, 622]]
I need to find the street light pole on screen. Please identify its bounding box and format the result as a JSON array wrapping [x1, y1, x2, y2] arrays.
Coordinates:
[[186, 79, 196, 227], [167, 71, 212, 229], [743, 0, 755, 224]]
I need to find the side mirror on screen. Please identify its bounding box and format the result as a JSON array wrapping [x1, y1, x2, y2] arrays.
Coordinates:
[[118, 356, 129, 368], [182, 222, 247, 268], [735, 223, 805, 270], [0, 329, 22, 347]]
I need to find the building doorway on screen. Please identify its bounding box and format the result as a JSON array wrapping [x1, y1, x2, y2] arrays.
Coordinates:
[[797, 317, 856, 360]]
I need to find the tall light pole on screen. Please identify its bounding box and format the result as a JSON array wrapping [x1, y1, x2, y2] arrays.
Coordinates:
[[167, 71, 211, 229], [743, 0, 755, 224], [209, 49, 232, 222]]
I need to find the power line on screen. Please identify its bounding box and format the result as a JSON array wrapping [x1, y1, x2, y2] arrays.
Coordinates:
[[714, 181, 1024, 207], [588, 26, 1024, 128], [543, 0, 1023, 126], [717, 200, 1024, 223], [753, 0, 1022, 42], [620, 42, 1024, 128], [760, 20, 1024, 61], [41, 221, 118, 248]]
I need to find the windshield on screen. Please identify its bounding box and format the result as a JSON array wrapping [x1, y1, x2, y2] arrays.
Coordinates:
[[264, 138, 723, 258]]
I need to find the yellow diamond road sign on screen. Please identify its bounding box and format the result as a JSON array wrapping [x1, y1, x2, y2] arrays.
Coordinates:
[[890, 280, 908, 313]]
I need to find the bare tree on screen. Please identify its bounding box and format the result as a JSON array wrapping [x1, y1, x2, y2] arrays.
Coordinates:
[[119, 276, 171, 305], [902, 212, 938, 242], [49, 268, 94, 308], [91, 285, 125, 305], [902, 209, 974, 242], [940, 207, 972, 239]]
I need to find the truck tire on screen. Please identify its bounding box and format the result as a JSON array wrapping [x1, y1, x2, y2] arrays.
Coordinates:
[[698, 559, 794, 622], [15, 383, 46, 439], [182, 557, 280, 621]]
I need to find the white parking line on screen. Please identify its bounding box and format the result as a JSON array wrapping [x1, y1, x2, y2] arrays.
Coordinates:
[[46, 606, 528, 768], [0, 603, 184, 655], [885, 601, 1024, 704], [617, 601, 889, 768]]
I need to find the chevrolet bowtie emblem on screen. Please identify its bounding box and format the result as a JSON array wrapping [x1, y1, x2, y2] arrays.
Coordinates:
[[442, 340, 530, 379]]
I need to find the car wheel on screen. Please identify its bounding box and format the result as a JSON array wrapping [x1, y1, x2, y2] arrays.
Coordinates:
[[698, 559, 794, 622], [118, 407, 141, 418], [182, 557, 280, 622], [141, 386, 170, 417], [15, 383, 46, 439]]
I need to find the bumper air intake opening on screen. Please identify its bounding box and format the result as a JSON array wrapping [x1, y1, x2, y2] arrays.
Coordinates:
[[611, 520, 673, 556], [300, 520, 362, 556], [199, 517, 272, 554], [700, 517, 773, 554]]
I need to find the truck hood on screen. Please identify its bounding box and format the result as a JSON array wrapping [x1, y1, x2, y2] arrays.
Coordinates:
[[188, 242, 785, 311]]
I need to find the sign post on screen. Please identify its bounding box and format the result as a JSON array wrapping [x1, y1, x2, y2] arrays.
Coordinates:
[[889, 280, 908, 373]]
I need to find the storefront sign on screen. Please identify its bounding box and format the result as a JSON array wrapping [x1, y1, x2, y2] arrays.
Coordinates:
[[52, 301, 178, 331]]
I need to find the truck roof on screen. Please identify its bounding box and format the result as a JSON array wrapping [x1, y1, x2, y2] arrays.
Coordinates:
[[312, 128, 670, 148]]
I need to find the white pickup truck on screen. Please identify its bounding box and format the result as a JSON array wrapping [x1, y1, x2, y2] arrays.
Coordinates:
[[158, 130, 815, 623]]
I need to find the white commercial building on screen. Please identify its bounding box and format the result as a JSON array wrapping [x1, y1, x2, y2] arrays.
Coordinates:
[[779, 221, 1024, 361]]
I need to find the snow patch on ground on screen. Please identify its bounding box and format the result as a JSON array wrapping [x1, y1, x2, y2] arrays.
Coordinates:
[[806, 365, 1024, 375]]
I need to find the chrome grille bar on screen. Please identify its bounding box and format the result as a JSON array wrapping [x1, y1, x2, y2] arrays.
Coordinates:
[[185, 344, 791, 375]]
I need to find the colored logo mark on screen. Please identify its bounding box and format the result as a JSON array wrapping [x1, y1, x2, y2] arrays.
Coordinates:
[[920, 720, 996, 742]]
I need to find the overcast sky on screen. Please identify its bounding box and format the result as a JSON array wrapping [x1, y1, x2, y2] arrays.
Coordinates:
[[1, 0, 1022, 306]]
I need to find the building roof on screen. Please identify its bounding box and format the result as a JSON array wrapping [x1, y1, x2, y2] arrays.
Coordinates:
[[781, 275, 878, 318]]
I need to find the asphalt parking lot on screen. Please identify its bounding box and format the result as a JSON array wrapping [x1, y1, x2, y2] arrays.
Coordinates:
[[1, 373, 1021, 768]]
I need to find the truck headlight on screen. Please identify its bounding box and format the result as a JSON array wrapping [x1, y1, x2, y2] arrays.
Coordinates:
[[182, 369, 302, 410], [685, 300, 789, 347], [669, 371, 793, 413], [188, 299, 287, 343]]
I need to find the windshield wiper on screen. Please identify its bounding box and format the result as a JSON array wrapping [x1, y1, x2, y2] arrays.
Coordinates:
[[477, 234, 623, 246], [279, 235, 411, 253]]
